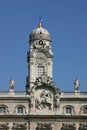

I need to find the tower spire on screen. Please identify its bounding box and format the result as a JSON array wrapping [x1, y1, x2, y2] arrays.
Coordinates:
[[38, 16, 43, 28]]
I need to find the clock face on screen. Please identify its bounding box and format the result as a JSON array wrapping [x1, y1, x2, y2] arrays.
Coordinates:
[[36, 52, 47, 64], [39, 40, 43, 45]]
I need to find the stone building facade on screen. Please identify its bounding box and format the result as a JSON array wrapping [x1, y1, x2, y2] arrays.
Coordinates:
[[0, 21, 87, 130]]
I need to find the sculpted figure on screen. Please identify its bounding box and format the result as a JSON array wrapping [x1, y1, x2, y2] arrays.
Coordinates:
[[36, 90, 52, 110], [40, 90, 47, 102], [47, 77, 55, 87], [54, 91, 60, 108], [74, 78, 80, 90], [30, 92, 34, 108], [9, 77, 15, 90], [28, 87, 35, 108], [47, 77, 52, 84], [35, 77, 42, 86]]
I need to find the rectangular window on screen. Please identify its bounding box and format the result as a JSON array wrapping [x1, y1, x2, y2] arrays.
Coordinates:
[[66, 107, 72, 114], [83, 107, 87, 114], [38, 66, 44, 77], [0, 107, 6, 113], [17, 107, 23, 113]]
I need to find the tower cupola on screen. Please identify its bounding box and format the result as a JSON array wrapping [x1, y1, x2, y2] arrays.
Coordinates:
[[29, 21, 51, 42], [26, 20, 53, 92]]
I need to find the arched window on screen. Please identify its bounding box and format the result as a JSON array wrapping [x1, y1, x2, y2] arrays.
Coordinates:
[[80, 105, 87, 114], [66, 107, 72, 114], [0, 107, 6, 113], [15, 105, 26, 114], [0, 105, 8, 114], [83, 106, 87, 114], [63, 105, 74, 115], [17, 106, 23, 113]]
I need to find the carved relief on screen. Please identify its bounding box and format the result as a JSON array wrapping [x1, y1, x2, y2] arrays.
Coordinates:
[[79, 124, 87, 130], [0, 123, 9, 129], [34, 76, 55, 88], [54, 91, 60, 108], [29, 91, 34, 108], [28, 87, 35, 108], [36, 123, 52, 130], [61, 123, 76, 130], [12, 123, 27, 129], [36, 52, 47, 64], [28, 76, 61, 110], [35, 90, 52, 110]]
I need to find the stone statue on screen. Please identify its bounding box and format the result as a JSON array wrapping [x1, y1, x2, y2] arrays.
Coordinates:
[[9, 77, 15, 90], [28, 87, 35, 108], [40, 90, 47, 102], [74, 78, 80, 91], [54, 92, 60, 108], [30, 91, 34, 108], [34, 77, 42, 86]]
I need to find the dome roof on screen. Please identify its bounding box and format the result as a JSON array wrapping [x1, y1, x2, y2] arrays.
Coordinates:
[[29, 22, 51, 42]]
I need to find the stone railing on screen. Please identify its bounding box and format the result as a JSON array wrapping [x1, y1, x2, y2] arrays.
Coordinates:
[[0, 91, 27, 97], [61, 92, 87, 98]]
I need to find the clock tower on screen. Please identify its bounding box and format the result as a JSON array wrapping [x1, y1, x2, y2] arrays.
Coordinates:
[[26, 20, 53, 92]]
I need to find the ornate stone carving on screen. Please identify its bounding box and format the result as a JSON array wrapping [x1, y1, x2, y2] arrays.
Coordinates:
[[34, 76, 55, 88], [0, 123, 9, 129], [36, 52, 47, 64], [61, 123, 76, 130], [35, 90, 52, 110], [12, 123, 27, 129], [79, 123, 87, 130], [30, 92, 34, 108], [36, 123, 52, 130], [47, 77, 55, 87], [54, 91, 61, 108], [28, 87, 35, 108]]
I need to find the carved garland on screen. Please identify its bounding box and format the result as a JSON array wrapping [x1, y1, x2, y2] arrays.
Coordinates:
[[0, 123, 9, 129], [12, 123, 27, 129], [36, 123, 52, 130], [79, 124, 87, 130], [61, 123, 76, 130]]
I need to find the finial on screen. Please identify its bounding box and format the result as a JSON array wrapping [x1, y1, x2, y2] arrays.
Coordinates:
[[38, 16, 43, 28]]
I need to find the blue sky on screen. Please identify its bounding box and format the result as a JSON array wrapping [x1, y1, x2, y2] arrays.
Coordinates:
[[0, 0, 87, 92]]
